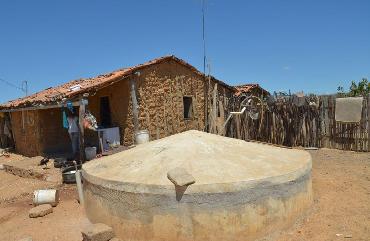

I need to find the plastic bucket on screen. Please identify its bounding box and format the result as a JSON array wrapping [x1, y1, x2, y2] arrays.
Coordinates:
[[135, 130, 150, 144], [85, 147, 97, 160], [33, 189, 59, 207]]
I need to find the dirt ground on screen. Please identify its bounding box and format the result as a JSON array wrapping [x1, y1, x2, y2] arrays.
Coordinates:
[[0, 181, 90, 241], [0, 171, 59, 204], [277, 148, 370, 241], [0, 148, 369, 241]]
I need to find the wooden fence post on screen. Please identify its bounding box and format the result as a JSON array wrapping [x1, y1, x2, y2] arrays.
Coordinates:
[[224, 94, 369, 152], [204, 76, 209, 132], [130, 77, 139, 134], [236, 115, 241, 139], [212, 83, 218, 134], [79, 97, 87, 162]]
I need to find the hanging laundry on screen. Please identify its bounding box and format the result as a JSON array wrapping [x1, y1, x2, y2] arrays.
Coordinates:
[[335, 97, 363, 123], [62, 110, 69, 129], [66, 101, 74, 113]]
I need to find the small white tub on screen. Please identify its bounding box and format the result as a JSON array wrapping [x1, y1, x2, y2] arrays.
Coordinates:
[[33, 189, 59, 207], [135, 130, 150, 144]]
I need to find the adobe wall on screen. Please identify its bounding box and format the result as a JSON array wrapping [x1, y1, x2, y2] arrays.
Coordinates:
[[122, 59, 234, 145], [9, 108, 72, 156], [38, 108, 71, 155], [10, 110, 41, 157]]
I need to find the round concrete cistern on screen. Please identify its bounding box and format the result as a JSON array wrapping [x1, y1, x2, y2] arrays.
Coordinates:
[[82, 130, 312, 241]]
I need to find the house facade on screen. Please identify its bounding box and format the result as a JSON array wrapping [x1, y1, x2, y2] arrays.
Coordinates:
[[0, 56, 235, 157]]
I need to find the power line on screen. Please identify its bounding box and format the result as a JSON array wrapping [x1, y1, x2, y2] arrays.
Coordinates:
[[0, 78, 28, 96], [0, 77, 23, 91]]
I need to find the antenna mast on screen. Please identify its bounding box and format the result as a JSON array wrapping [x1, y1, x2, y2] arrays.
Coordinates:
[[202, 0, 210, 132], [202, 0, 206, 75], [0, 78, 28, 96], [22, 80, 28, 96]]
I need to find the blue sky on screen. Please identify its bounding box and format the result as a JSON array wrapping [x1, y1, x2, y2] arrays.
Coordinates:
[[0, 0, 369, 103]]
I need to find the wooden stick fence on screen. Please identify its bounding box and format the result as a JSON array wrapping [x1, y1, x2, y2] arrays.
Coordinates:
[[224, 94, 369, 152]]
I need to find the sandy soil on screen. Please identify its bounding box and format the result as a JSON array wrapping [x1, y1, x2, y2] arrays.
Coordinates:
[[0, 148, 369, 241], [0, 152, 26, 166], [0, 171, 60, 204], [0, 183, 90, 241], [278, 148, 370, 241]]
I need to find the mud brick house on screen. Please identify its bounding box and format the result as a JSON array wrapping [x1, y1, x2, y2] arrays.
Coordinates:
[[0, 56, 236, 157], [235, 84, 270, 99]]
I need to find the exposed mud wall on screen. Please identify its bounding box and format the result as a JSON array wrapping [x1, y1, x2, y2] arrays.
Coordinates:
[[10, 111, 41, 156], [38, 108, 71, 155], [10, 108, 72, 156], [123, 59, 234, 145], [86, 62, 233, 147]]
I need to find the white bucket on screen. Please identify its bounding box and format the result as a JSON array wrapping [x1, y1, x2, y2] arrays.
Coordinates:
[[33, 189, 59, 207], [135, 130, 150, 144], [85, 147, 97, 160]]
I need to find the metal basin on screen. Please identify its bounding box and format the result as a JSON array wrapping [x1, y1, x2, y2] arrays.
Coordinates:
[[62, 170, 77, 184]]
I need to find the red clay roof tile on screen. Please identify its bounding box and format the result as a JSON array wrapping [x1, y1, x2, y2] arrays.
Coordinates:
[[234, 84, 270, 97]]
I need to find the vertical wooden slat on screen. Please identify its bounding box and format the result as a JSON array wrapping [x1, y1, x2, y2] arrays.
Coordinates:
[[235, 115, 241, 139], [130, 78, 139, 134], [212, 83, 218, 134], [79, 99, 86, 162], [224, 93, 368, 152]]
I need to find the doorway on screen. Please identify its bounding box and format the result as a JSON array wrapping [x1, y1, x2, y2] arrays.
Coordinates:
[[100, 96, 112, 128]]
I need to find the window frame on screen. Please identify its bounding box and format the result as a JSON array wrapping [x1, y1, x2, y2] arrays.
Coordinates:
[[182, 96, 194, 120]]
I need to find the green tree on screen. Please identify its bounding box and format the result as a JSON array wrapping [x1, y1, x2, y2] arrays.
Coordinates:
[[337, 78, 369, 97]]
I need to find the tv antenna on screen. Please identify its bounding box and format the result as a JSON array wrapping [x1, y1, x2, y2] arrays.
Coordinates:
[[202, 0, 207, 75], [0, 78, 28, 96]]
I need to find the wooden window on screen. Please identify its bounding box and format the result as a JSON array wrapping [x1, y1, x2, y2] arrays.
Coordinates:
[[183, 96, 193, 119], [100, 96, 112, 127]]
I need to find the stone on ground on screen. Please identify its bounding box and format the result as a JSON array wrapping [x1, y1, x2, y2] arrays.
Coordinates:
[[29, 204, 53, 218], [82, 223, 114, 241], [109, 238, 123, 241]]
